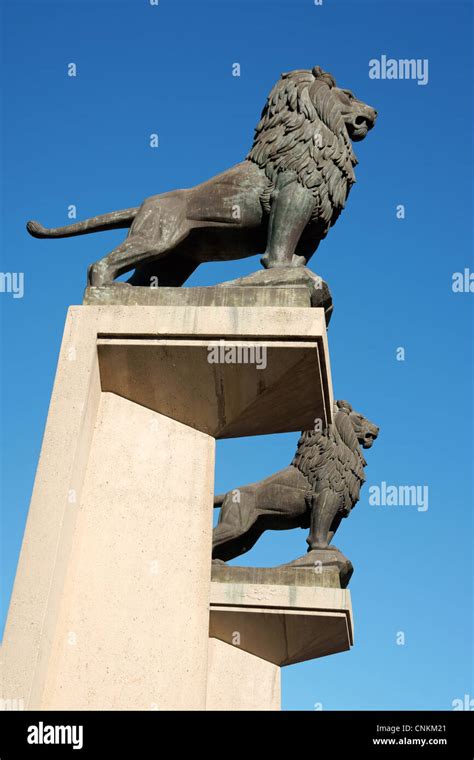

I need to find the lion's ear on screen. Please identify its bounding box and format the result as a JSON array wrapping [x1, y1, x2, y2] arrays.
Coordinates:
[[336, 400, 353, 412], [312, 66, 336, 88]]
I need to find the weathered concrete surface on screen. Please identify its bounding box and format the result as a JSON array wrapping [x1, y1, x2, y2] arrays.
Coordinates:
[[218, 267, 333, 324], [206, 638, 281, 711], [1, 309, 103, 710], [83, 283, 312, 309], [83, 269, 333, 324], [2, 392, 215, 710], [212, 562, 341, 588], [280, 547, 354, 589], [209, 579, 353, 667]]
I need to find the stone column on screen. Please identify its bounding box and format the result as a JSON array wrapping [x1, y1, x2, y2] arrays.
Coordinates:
[[1, 291, 336, 710]]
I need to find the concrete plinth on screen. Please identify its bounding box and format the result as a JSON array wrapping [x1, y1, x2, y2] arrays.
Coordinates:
[[205, 564, 353, 709], [209, 566, 353, 668], [2, 298, 334, 710]]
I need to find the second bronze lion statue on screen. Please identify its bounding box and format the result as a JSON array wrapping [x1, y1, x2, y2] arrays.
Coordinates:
[[212, 400, 379, 569], [26, 66, 377, 287]]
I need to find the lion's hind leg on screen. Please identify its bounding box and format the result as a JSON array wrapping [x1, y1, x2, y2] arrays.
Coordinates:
[[126, 254, 198, 287], [88, 194, 191, 286], [212, 487, 259, 562], [212, 466, 309, 562], [88, 235, 159, 286]]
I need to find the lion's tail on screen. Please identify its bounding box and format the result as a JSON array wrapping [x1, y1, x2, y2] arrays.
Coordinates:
[[26, 207, 139, 239], [213, 493, 226, 508]]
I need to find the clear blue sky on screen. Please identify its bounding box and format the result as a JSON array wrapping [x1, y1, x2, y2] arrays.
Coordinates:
[[1, 0, 472, 711]]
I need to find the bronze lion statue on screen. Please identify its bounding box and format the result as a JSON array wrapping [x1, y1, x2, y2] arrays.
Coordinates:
[[26, 66, 377, 287], [212, 400, 379, 579]]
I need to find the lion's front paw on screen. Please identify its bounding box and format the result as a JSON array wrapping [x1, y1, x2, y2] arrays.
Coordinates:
[[260, 253, 294, 269], [290, 254, 307, 267]]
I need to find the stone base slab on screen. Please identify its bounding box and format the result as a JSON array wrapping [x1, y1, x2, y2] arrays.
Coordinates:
[[211, 561, 341, 588], [82, 266, 333, 325], [209, 576, 353, 667], [84, 284, 311, 309]]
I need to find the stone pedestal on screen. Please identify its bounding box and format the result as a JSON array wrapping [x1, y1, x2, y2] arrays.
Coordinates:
[[209, 566, 353, 667], [1, 291, 341, 710]]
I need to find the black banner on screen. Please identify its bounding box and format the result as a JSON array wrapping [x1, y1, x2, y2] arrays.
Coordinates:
[[0, 710, 472, 757]]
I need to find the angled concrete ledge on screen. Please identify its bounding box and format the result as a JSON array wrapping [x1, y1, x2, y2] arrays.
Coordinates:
[[91, 303, 333, 437], [209, 568, 353, 667], [98, 337, 328, 438]]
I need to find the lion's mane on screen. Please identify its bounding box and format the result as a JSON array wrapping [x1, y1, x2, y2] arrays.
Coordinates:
[[291, 400, 367, 514], [247, 66, 357, 232]]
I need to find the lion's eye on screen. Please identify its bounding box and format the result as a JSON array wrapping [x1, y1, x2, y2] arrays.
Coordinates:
[[339, 91, 353, 105]]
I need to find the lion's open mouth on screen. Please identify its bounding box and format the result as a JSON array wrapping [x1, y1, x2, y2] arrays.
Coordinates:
[[348, 112, 376, 142], [362, 429, 379, 448], [350, 118, 371, 141]]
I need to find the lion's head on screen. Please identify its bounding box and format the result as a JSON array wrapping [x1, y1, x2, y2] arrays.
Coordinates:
[[292, 399, 378, 510], [247, 66, 377, 228], [335, 400, 379, 449], [330, 82, 377, 142]]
